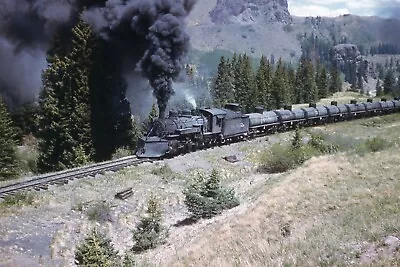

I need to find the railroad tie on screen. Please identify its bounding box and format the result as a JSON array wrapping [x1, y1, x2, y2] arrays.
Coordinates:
[[115, 187, 133, 200], [38, 184, 48, 190]]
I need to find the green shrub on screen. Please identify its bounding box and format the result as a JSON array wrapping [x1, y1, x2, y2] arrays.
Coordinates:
[[16, 134, 39, 174], [151, 164, 178, 182], [259, 129, 314, 173], [259, 129, 340, 174], [131, 194, 167, 252], [356, 137, 389, 155], [309, 134, 339, 154], [291, 127, 303, 150], [122, 252, 136, 267], [1, 192, 34, 207], [364, 137, 388, 152], [86, 201, 113, 222], [283, 25, 294, 32], [183, 169, 239, 220], [75, 228, 120, 267], [258, 143, 310, 173], [112, 147, 133, 160]]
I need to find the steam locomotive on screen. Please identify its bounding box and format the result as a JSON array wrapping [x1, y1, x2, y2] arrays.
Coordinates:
[[136, 98, 400, 158]]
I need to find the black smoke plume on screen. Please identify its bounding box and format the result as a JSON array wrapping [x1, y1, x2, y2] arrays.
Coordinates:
[[84, 0, 197, 118], [0, 0, 196, 117], [0, 0, 80, 106]]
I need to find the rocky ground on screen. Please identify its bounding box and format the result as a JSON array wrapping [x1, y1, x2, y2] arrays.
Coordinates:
[[0, 132, 279, 267]]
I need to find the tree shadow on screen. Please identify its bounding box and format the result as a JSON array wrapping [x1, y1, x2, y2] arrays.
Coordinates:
[[173, 217, 198, 227]]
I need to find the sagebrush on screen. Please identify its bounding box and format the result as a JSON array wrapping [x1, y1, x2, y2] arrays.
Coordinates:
[[86, 201, 113, 222]]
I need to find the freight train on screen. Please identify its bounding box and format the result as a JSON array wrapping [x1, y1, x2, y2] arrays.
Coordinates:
[[136, 98, 400, 158]]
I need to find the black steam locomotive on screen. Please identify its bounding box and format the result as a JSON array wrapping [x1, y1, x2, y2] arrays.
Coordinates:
[[136, 98, 400, 158]]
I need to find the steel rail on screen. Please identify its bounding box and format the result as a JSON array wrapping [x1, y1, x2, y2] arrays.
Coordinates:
[[0, 156, 151, 198]]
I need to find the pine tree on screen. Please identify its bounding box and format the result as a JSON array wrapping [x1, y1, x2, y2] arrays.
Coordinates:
[[329, 63, 341, 94], [291, 127, 302, 150], [294, 60, 305, 104], [47, 30, 70, 64], [232, 54, 255, 112], [66, 19, 94, 159], [183, 169, 239, 220], [302, 59, 318, 103], [132, 194, 167, 252], [316, 63, 328, 99], [396, 76, 400, 97], [0, 97, 19, 180], [143, 103, 158, 132], [357, 71, 364, 94], [376, 79, 383, 96], [75, 229, 120, 267], [212, 56, 234, 107], [294, 58, 317, 104], [38, 20, 94, 173], [286, 66, 296, 104], [232, 55, 242, 108], [378, 65, 385, 80], [383, 69, 396, 95], [256, 55, 272, 109], [112, 81, 137, 152], [89, 38, 115, 161], [241, 54, 256, 112], [270, 58, 291, 109], [148, 103, 158, 122], [37, 56, 71, 172]]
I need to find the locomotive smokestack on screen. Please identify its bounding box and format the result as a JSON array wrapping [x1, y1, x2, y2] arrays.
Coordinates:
[[159, 110, 166, 119]]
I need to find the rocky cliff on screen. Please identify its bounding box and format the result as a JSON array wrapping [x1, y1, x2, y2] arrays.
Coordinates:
[[332, 44, 362, 65], [209, 0, 292, 24]]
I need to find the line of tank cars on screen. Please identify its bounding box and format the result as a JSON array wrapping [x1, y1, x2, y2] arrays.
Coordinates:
[[136, 98, 400, 158]]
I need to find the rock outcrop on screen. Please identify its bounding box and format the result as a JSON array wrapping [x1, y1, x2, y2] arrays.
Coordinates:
[[332, 44, 362, 65], [209, 0, 292, 25]]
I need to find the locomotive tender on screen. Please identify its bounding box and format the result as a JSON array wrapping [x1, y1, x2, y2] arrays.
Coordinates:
[[136, 98, 400, 158]]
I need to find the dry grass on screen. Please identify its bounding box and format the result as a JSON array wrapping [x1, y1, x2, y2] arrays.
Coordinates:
[[163, 150, 400, 266], [153, 114, 400, 266]]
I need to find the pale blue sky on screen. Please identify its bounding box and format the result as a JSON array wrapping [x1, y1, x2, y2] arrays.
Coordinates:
[[288, 0, 400, 18]]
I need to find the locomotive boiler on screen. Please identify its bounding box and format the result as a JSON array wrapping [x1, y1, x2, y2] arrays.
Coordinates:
[[136, 104, 249, 158]]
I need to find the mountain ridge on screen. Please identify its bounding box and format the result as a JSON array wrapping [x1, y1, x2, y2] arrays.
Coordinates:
[[186, 0, 400, 60]]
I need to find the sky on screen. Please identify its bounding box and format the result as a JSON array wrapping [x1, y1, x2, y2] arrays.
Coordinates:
[[288, 0, 400, 18]]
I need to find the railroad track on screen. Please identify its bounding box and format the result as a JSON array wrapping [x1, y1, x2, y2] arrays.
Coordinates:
[[0, 156, 151, 199]]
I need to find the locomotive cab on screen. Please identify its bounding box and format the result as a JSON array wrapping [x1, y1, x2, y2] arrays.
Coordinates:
[[199, 104, 249, 139]]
